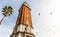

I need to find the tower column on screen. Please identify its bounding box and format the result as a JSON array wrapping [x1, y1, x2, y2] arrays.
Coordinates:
[[10, 2, 35, 37]]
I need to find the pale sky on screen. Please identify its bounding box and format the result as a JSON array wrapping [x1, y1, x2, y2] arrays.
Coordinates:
[[0, 0, 60, 37]]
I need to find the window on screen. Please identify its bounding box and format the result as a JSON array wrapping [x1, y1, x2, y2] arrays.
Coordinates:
[[26, 35, 32, 37]]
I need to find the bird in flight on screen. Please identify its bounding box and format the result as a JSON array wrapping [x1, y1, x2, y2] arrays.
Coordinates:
[[38, 13, 40, 15]]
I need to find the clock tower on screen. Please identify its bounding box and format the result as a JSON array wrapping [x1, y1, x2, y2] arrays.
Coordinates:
[[10, 2, 35, 37]]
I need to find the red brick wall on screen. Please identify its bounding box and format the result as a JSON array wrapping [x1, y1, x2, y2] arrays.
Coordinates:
[[16, 5, 33, 28]]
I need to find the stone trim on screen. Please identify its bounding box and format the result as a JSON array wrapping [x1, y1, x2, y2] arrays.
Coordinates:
[[10, 31, 35, 37]]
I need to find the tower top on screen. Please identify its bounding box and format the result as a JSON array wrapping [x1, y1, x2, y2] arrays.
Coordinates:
[[23, 2, 30, 8], [19, 2, 31, 11]]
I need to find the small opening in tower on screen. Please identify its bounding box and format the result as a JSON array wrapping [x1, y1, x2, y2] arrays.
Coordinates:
[[26, 35, 32, 37]]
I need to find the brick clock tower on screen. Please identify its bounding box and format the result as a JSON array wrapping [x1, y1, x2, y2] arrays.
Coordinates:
[[10, 2, 35, 37]]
